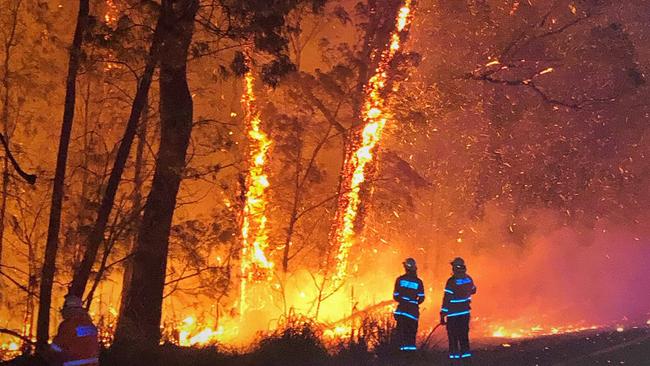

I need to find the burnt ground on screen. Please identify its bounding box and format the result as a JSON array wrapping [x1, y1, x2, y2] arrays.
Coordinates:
[[3, 326, 649, 366]]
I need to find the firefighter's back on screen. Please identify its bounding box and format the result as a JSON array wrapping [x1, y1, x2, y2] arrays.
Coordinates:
[[52, 311, 99, 366]]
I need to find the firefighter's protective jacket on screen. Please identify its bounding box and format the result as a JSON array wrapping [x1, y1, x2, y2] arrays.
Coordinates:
[[441, 274, 476, 318], [393, 274, 425, 320], [50, 310, 99, 366]]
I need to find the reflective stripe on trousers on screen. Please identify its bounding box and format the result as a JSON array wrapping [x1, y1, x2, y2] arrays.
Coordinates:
[[63, 357, 99, 366]]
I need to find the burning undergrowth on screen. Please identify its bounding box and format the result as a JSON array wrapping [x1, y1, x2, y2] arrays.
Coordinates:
[[129, 204, 648, 351]]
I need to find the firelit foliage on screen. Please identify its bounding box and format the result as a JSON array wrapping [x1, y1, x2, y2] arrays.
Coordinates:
[[218, 0, 327, 84]]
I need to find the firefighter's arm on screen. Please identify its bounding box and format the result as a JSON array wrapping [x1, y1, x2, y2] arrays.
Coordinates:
[[49, 320, 74, 362], [469, 276, 477, 295], [440, 279, 453, 318], [417, 279, 425, 304], [393, 279, 400, 302]]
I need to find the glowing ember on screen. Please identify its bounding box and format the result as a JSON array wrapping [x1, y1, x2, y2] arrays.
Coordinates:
[[240, 60, 274, 313], [509, 1, 521, 16], [0, 341, 21, 361], [104, 0, 119, 28], [330, 0, 415, 287], [538, 67, 554, 75]]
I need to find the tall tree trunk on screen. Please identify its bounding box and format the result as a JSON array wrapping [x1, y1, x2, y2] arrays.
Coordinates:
[[282, 160, 301, 273], [36, 0, 89, 349], [73, 79, 93, 265], [0, 0, 21, 269], [118, 96, 148, 318], [68, 16, 163, 300], [113, 0, 198, 354]]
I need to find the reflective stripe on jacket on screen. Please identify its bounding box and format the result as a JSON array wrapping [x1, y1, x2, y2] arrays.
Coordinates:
[[441, 274, 476, 317], [393, 274, 425, 320], [63, 358, 100, 366]]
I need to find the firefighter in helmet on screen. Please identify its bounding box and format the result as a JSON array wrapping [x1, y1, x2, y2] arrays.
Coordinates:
[[440, 257, 476, 364], [46, 294, 100, 366], [393, 257, 425, 351]]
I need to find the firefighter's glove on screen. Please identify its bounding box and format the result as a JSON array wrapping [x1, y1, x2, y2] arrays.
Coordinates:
[[439, 312, 447, 325]]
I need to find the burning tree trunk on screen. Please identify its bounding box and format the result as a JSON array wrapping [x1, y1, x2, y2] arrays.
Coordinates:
[[239, 62, 275, 314], [328, 0, 414, 287], [113, 0, 198, 353], [36, 0, 89, 349], [67, 11, 164, 300]]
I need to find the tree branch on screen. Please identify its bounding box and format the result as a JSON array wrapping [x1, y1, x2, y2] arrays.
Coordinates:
[[0, 133, 36, 184], [0, 328, 34, 344], [0, 268, 37, 297], [466, 72, 616, 109]]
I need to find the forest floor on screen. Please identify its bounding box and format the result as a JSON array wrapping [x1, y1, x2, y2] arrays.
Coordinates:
[[413, 326, 650, 366], [3, 325, 649, 366]]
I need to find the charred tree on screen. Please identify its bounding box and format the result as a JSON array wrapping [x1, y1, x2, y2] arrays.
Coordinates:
[[36, 0, 89, 349], [113, 0, 198, 354]]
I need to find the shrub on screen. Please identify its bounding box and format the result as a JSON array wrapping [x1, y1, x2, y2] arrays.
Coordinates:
[[248, 323, 329, 366]]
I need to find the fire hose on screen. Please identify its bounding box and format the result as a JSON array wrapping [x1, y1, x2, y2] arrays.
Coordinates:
[[420, 322, 444, 350]]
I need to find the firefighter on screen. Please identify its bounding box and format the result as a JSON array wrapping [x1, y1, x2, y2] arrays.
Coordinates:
[[393, 257, 425, 352], [45, 294, 100, 366], [440, 257, 476, 364]]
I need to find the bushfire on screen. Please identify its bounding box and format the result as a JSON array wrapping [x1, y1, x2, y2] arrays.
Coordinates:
[[1, 0, 648, 363]]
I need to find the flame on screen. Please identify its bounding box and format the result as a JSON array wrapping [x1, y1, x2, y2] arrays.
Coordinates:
[[330, 0, 414, 286], [509, 1, 521, 16], [240, 62, 274, 313], [323, 325, 352, 339], [175, 316, 228, 347], [489, 323, 601, 339]]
